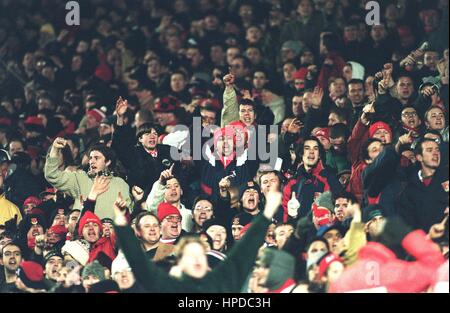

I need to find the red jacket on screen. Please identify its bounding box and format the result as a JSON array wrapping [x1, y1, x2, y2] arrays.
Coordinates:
[[347, 160, 366, 204], [88, 233, 117, 264], [317, 52, 346, 91], [329, 230, 445, 293], [346, 120, 370, 204]]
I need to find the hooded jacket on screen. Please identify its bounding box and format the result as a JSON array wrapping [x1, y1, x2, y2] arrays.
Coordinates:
[[347, 61, 365, 80], [329, 230, 445, 293], [78, 200, 117, 265]]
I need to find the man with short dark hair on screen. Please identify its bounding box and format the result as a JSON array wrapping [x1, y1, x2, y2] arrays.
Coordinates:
[[397, 138, 449, 232], [283, 137, 342, 221], [0, 242, 22, 293], [44, 137, 131, 219], [112, 97, 177, 200], [347, 79, 366, 127], [135, 211, 174, 261]]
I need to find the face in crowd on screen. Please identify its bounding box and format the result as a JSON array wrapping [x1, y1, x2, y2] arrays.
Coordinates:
[[274, 224, 294, 249], [242, 189, 260, 213], [161, 214, 182, 240], [45, 255, 63, 281], [239, 104, 256, 126], [259, 172, 280, 195], [302, 139, 321, 170], [401, 107, 421, 129], [193, 200, 214, 228], [425, 107, 446, 131], [206, 225, 227, 251], [137, 214, 161, 245], [139, 129, 159, 151], [215, 134, 235, 157], [82, 221, 101, 244], [177, 241, 209, 279], [88, 150, 110, 175], [164, 178, 182, 204]]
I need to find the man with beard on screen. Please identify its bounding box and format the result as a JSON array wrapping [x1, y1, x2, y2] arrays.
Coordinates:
[[134, 211, 174, 261], [44, 137, 131, 219], [0, 242, 22, 292], [282, 137, 342, 221], [397, 138, 449, 232]]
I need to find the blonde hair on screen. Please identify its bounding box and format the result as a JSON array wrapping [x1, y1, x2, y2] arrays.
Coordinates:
[[174, 236, 209, 260]]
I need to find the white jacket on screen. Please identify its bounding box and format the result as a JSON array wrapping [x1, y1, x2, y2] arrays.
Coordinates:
[[145, 180, 193, 232]]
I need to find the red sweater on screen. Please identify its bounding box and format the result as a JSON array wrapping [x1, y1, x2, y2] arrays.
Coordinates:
[[329, 230, 445, 293]]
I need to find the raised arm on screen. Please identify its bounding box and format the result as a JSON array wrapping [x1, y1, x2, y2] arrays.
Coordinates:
[[113, 192, 184, 293], [44, 137, 79, 197], [221, 73, 240, 127], [208, 190, 282, 292]]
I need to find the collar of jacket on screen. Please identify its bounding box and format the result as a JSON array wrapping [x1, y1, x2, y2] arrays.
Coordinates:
[[358, 242, 397, 263], [205, 144, 248, 167], [297, 160, 325, 177]]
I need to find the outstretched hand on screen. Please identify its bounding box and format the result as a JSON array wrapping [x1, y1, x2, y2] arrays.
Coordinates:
[[115, 97, 128, 118], [88, 176, 111, 200]]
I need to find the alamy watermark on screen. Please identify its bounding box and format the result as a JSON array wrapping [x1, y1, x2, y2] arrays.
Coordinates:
[[65, 1, 80, 26], [168, 117, 279, 167], [365, 1, 381, 26]]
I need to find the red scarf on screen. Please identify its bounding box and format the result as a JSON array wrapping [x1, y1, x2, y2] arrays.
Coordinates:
[[220, 152, 236, 168]]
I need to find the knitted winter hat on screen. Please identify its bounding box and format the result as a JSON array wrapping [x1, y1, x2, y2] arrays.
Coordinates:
[[238, 181, 261, 201], [315, 191, 334, 211], [369, 121, 392, 139], [78, 211, 103, 236], [313, 128, 330, 142], [23, 196, 42, 208], [111, 253, 131, 276], [87, 109, 106, 124], [157, 203, 181, 223], [362, 204, 385, 224], [262, 249, 296, 290], [232, 212, 254, 227], [44, 250, 63, 264], [82, 260, 105, 280], [318, 253, 344, 279], [16, 261, 46, 290], [47, 225, 67, 238], [61, 240, 90, 266]]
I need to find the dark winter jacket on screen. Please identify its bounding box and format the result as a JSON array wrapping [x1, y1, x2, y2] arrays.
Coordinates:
[[396, 167, 449, 232], [282, 161, 342, 221], [112, 124, 177, 198]]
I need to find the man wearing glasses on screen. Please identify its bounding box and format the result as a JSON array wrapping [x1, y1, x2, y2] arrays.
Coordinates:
[[157, 203, 185, 245]]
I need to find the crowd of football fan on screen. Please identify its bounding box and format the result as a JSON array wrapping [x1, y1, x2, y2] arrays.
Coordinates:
[[0, 0, 448, 293]]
